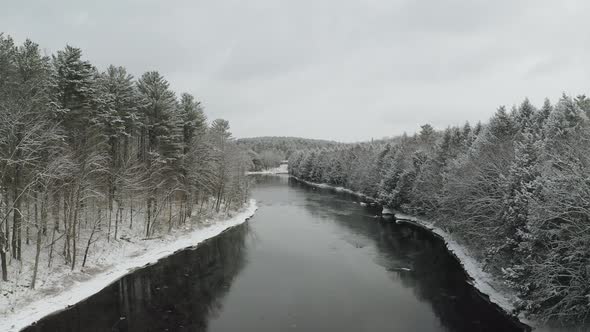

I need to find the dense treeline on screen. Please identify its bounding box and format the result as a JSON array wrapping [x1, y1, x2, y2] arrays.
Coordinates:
[[237, 136, 340, 171], [290, 95, 590, 325], [0, 33, 251, 288]]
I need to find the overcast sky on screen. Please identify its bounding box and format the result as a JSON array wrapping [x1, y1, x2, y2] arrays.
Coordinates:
[[3, 0, 590, 142]]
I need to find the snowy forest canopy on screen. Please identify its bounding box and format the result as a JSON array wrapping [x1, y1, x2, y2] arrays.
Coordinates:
[[0, 33, 251, 287], [289, 96, 590, 325]]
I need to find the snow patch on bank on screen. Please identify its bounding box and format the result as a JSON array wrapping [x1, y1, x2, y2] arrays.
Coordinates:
[[2, 199, 257, 332]]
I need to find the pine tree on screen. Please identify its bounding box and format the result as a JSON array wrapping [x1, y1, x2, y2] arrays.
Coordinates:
[[210, 119, 233, 212], [52, 45, 96, 135], [574, 94, 590, 118], [136, 71, 178, 236], [535, 98, 552, 135], [514, 98, 537, 132], [95, 65, 139, 240], [177, 93, 208, 222], [543, 95, 588, 144], [419, 123, 436, 147]]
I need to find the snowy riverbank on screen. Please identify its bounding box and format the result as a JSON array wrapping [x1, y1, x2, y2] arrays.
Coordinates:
[[291, 176, 533, 330], [392, 212, 534, 330], [1, 199, 257, 332]]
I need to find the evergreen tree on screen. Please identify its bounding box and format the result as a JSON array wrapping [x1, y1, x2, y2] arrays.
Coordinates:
[[136, 71, 179, 236], [95, 65, 139, 240], [52, 45, 96, 135]]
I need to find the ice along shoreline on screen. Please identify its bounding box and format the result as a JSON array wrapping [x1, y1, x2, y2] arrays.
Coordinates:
[[290, 176, 533, 331], [3, 199, 258, 332]]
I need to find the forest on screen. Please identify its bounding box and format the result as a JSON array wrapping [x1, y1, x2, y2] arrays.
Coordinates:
[[237, 136, 340, 171], [289, 95, 590, 325], [0, 33, 251, 289]]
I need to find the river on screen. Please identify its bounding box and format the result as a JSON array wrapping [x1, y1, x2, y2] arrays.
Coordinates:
[[23, 175, 525, 332]]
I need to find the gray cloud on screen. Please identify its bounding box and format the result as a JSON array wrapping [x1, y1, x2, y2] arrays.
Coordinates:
[[3, 0, 590, 141]]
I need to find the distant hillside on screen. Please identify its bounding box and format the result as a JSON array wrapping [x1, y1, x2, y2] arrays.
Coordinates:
[[237, 136, 341, 157], [237, 136, 341, 171]]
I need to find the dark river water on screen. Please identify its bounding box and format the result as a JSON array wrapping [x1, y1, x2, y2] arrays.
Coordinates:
[[23, 175, 526, 332]]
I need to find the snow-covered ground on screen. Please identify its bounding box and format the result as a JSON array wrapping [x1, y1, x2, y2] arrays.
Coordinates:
[[246, 163, 289, 175], [1, 199, 257, 332], [290, 176, 535, 330]]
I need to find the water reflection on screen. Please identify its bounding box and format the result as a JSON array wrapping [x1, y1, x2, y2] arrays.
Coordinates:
[[24, 175, 526, 332], [292, 177, 526, 332], [24, 224, 249, 332]]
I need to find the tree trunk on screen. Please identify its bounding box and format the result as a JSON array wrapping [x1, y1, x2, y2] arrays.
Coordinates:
[[53, 192, 60, 233], [34, 192, 38, 239], [129, 195, 133, 230], [82, 209, 100, 268], [63, 194, 70, 263], [199, 194, 205, 215], [48, 217, 57, 268], [114, 205, 121, 241], [179, 196, 184, 225], [146, 198, 151, 237], [107, 197, 112, 242], [150, 199, 158, 237], [0, 230, 7, 281], [4, 187, 10, 255], [26, 198, 30, 245], [12, 165, 22, 260], [31, 195, 46, 289], [168, 196, 173, 233], [71, 187, 81, 270], [215, 184, 224, 213], [182, 192, 189, 224]]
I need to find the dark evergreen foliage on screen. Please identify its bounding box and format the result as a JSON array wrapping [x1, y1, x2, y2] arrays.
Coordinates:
[[290, 97, 590, 325]]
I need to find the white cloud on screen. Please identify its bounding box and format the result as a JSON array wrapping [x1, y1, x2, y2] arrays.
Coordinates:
[[3, 0, 590, 141]]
